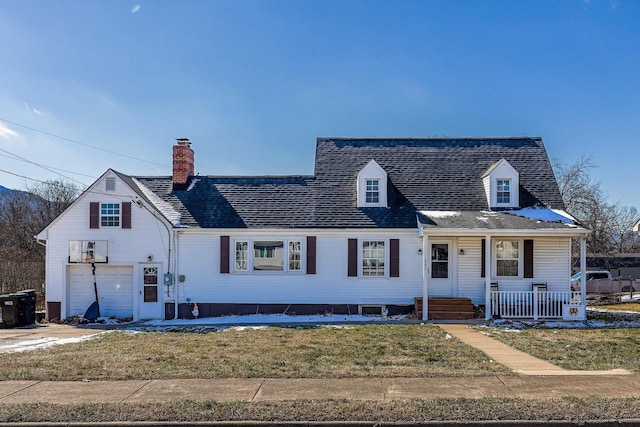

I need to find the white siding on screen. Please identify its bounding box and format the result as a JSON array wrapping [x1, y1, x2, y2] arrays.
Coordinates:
[[176, 231, 423, 306], [532, 237, 572, 290], [457, 237, 485, 304]]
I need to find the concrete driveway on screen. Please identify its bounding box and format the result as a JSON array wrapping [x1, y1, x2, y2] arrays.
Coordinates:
[[0, 323, 107, 353]]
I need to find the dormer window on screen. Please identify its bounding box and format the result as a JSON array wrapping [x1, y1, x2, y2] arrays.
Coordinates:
[[366, 179, 380, 203], [357, 160, 387, 208], [482, 159, 519, 209], [496, 179, 511, 204]]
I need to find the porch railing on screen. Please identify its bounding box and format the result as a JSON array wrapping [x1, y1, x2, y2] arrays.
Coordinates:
[[490, 291, 583, 320]]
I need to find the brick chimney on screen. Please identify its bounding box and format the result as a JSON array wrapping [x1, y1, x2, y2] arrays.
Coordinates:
[[173, 138, 194, 189]]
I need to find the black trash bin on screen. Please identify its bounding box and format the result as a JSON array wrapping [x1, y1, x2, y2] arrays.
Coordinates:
[[9, 293, 28, 327], [0, 294, 19, 328], [18, 290, 38, 326]]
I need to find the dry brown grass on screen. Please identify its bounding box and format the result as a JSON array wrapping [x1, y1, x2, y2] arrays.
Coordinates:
[[1, 397, 640, 423], [0, 324, 509, 380], [480, 327, 640, 372], [594, 302, 640, 313]]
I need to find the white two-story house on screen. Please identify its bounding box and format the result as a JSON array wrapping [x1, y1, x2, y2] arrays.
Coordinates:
[[37, 137, 589, 321]]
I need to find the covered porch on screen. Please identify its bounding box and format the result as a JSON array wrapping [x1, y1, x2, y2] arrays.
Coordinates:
[[417, 209, 590, 321]]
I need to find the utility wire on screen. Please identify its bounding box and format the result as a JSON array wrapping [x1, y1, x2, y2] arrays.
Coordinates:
[[0, 147, 88, 188], [0, 168, 58, 185], [0, 118, 170, 168], [0, 152, 97, 179]]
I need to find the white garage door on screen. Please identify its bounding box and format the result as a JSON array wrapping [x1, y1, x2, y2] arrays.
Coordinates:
[[68, 265, 134, 319]]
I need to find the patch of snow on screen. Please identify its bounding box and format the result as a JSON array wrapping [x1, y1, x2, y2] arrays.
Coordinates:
[[1, 331, 109, 353], [141, 313, 407, 328], [132, 178, 182, 226], [504, 207, 575, 225], [186, 178, 200, 192], [420, 210, 461, 218]]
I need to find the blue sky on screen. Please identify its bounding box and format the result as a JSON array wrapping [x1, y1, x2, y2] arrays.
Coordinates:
[[1, 1, 639, 208]]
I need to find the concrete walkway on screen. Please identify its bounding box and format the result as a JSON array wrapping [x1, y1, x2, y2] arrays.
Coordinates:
[[1, 375, 640, 404], [439, 324, 632, 376]]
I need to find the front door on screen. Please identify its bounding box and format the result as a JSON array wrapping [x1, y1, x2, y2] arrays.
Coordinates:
[[430, 241, 453, 296], [139, 265, 162, 319]]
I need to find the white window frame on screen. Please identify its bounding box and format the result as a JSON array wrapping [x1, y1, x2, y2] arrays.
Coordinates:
[[496, 179, 511, 204], [365, 179, 380, 204], [100, 203, 121, 227], [232, 238, 304, 274], [493, 239, 522, 278], [234, 240, 249, 271], [288, 241, 302, 271], [361, 239, 387, 277]]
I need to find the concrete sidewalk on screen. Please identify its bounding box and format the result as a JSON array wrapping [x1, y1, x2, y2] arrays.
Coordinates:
[[1, 375, 640, 404]]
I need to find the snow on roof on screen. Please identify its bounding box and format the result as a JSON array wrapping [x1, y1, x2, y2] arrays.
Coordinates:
[[186, 177, 200, 192], [504, 207, 576, 225], [420, 211, 461, 218], [132, 178, 182, 226]]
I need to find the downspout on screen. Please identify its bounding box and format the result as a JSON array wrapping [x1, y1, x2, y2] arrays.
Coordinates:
[[580, 237, 587, 316], [484, 235, 492, 321], [174, 231, 179, 319], [422, 234, 429, 321]]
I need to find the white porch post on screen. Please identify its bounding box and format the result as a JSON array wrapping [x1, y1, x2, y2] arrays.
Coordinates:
[[580, 237, 587, 311], [484, 235, 492, 320], [422, 234, 429, 321]]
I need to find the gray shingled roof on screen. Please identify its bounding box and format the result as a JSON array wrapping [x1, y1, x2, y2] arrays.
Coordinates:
[[132, 137, 570, 230]]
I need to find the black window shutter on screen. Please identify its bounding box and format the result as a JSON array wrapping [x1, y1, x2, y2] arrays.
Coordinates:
[[121, 202, 132, 229], [347, 238, 358, 277], [481, 239, 486, 278], [390, 238, 400, 278], [524, 239, 534, 278], [306, 236, 317, 274], [90, 202, 99, 229], [220, 236, 230, 274]]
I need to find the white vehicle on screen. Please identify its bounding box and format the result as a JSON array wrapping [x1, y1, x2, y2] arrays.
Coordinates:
[[571, 270, 638, 293]]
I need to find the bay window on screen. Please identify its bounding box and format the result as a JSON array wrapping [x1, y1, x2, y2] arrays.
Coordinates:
[[232, 238, 303, 273]]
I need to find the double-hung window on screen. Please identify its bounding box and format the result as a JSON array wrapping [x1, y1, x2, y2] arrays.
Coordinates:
[[496, 179, 511, 204], [235, 241, 249, 271], [365, 179, 379, 204], [289, 241, 302, 271], [233, 238, 303, 273], [100, 203, 120, 227], [495, 240, 519, 277], [362, 240, 385, 276]]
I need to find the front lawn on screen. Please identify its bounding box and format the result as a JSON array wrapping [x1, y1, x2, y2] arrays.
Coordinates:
[[0, 324, 508, 381], [479, 327, 640, 372], [593, 302, 640, 313]]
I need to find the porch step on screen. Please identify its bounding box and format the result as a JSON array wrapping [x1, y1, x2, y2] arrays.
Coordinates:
[[415, 298, 475, 320]]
